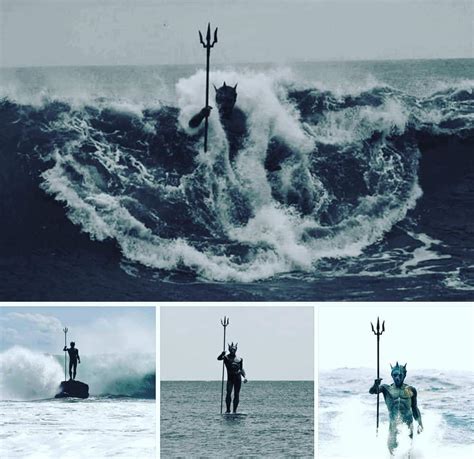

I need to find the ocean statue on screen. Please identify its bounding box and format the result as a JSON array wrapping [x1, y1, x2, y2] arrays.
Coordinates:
[[369, 362, 423, 455], [189, 81, 247, 162], [63, 341, 81, 380], [189, 81, 294, 174], [190, 24, 291, 170], [217, 342, 247, 413], [55, 327, 89, 399]]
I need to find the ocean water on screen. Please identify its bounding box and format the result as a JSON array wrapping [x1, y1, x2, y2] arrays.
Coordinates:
[[161, 380, 314, 457], [319, 368, 474, 459], [0, 346, 156, 458], [0, 59, 473, 300]]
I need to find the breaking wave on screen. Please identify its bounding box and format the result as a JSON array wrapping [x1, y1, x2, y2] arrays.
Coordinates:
[[0, 347, 155, 400], [1, 68, 472, 282]]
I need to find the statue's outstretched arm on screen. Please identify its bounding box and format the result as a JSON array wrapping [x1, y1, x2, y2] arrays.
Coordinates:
[[411, 387, 423, 432], [217, 351, 225, 361]]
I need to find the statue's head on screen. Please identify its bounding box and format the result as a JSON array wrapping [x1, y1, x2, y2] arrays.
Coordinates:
[[214, 82, 237, 118], [390, 362, 407, 387], [228, 342, 238, 356], [70, 341, 75, 348]]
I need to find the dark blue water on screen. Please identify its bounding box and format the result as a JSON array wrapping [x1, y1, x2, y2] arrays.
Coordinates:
[[1, 59, 473, 300], [161, 380, 314, 457]]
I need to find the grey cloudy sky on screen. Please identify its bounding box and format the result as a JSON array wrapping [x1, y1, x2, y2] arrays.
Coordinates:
[[1, 0, 472, 67], [161, 306, 314, 380], [319, 304, 474, 372], [0, 306, 156, 355]]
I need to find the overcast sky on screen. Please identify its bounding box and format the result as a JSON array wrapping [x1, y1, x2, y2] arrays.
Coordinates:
[[1, 0, 472, 68], [0, 306, 156, 355], [319, 304, 474, 372], [161, 306, 314, 380]]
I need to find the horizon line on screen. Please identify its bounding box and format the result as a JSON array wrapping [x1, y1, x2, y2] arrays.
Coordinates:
[[1, 56, 472, 71]]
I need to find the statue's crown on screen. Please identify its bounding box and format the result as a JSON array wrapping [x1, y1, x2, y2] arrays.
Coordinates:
[[228, 342, 238, 352], [390, 361, 407, 375]]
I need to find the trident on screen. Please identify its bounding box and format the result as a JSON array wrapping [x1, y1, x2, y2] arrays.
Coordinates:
[[198, 23, 218, 152], [371, 317, 385, 435], [220, 316, 229, 414], [63, 327, 68, 381]]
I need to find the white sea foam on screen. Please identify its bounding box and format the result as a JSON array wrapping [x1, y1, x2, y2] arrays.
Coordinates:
[[0, 346, 155, 400], [0, 346, 63, 401], [36, 68, 424, 282], [320, 397, 473, 459]]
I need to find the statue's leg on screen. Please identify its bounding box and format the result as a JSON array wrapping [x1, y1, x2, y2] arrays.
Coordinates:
[[225, 380, 233, 413], [387, 426, 398, 456], [233, 378, 242, 413], [72, 361, 77, 380], [68, 361, 73, 379]]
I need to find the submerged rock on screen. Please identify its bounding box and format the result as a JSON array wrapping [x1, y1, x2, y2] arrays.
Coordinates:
[[55, 380, 89, 399]]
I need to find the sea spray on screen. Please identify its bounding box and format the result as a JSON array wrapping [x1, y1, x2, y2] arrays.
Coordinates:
[[320, 397, 472, 459], [54, 352, 156, 398], [0, 347, 155, 400], [0, 346, 63, 400]]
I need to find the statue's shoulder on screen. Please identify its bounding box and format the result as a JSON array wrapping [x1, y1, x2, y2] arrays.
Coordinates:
[[406, 385, 417, 395]]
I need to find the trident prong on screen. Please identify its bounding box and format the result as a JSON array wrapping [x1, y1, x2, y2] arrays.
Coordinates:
[[199, 23, 218, 49], [63, 327, 68, 334], [221, 316, 229, 327], [371, 317, 385, 336]]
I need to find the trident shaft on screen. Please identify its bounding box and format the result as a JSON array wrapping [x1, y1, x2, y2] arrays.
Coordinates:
[[198, 23, 218, 152], [63, 327, 68, 381], [220, 316, 229, 414], [371, 317, 385, 435]]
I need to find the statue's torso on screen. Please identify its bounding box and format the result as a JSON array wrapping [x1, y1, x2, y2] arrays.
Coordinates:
[[224, 355, 242, 378], [68, 348, 79, 361], [383, 384, 414, 425]]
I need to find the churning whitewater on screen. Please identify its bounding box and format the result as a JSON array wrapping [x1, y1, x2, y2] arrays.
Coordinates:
[[1, 62, 473, 298], [0, 346, 155, 400]]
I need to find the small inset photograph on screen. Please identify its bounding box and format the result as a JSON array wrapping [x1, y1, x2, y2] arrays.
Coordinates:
[[0, 306, 156, 458], [161, 306, 314, 457], [319, 305, 473, 459]]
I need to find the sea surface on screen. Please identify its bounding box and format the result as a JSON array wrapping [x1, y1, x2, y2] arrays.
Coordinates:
[[0, 346, 156, 458], [319, 368, 474, 459], [161, 380, 314, 457], [1, 59, 473, 300]]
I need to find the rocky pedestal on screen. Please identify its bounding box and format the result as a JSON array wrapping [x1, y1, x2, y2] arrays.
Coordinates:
[[55, 380, 89, 399]]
